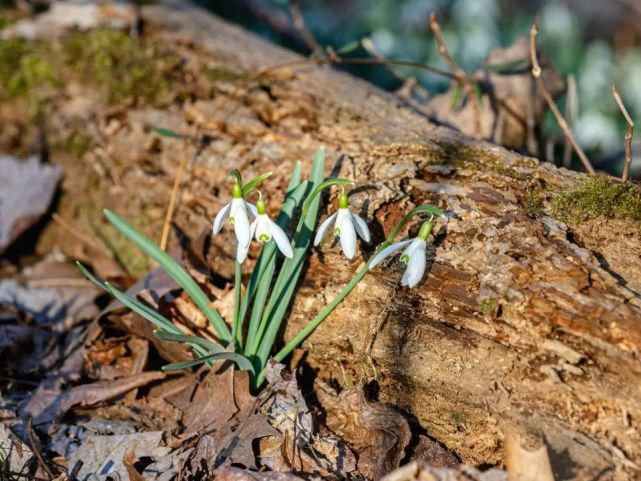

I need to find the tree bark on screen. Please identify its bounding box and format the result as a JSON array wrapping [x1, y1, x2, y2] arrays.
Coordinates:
[[10, 2, 641, 480]]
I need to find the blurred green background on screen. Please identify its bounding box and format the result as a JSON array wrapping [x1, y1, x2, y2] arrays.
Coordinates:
[[209, 0, 641, 177]]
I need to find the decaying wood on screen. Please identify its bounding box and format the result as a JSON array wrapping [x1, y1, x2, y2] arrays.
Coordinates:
[[4, 2, 641, 480]]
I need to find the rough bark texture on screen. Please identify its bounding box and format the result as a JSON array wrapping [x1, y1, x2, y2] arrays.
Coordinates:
[[6, 2, 641, 480]]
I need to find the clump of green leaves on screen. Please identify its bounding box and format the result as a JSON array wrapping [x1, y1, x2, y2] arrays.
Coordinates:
[[79, 146, 443, 390], [63, 28, 183, 104], [551, 176, 641, 225]]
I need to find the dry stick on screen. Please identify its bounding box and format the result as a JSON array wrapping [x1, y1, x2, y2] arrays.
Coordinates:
[[611, 84, 635, 182], [562, 74, 578, 168], [288, 0, 323, 55], [159, 149, 189, 252], [529, 23, 595, 174], [429, 12, 482, 139], [27, 416, 54, 480]]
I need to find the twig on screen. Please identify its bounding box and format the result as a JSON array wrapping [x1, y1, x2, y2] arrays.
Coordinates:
[[611, 84, 634, 182], [160, 149, 189, 251], [529, 23, 594, 174], [27, 417, 54, 480], [429, 12, 482, 139], [288, 0, 323, 55], [562, 75, 578, 168]]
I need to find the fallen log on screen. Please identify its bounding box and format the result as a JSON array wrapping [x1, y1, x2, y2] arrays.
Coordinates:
[[3, 2, 640, 479]]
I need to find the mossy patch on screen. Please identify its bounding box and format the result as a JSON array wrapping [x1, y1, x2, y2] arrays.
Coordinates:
[[479, 297, 497, 317], [433, 139, 534, 180], [203, 67, 247, 83], [63, 28, 183, 105], [550, 176, 641, 226], [0, 38, 58, 115], [521, 183, 547, 218]]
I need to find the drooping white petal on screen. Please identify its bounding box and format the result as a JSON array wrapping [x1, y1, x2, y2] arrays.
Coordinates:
[[401, 239, 426, 288], [314, 212, 338, 246], [350, 211, 371, 242], [368, 239, 413, 269], [236, 220, 257, 263], [245, 201, 258, 218], [269, 219, 293, 258], [255, 215, 272, 243], [212, 202, 231, 234], [400, 238, 425, 263], [230, 198, 251, 247], [337, 208, 357, 260]]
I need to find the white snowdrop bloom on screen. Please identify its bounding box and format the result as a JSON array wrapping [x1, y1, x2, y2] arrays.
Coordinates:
[[314, 193, 370, 260], [250, 198, 293, 259], [369, 220, 433, 288], [212, 182, 257, 249]]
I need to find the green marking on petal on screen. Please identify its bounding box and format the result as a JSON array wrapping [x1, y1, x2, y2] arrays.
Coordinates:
[[258, 233, 271, 243], [334, 227, 341, 235], [400, 254, 410, 264]]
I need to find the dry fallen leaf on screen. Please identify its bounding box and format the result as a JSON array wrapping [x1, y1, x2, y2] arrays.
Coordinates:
[[315, 380, 411, 480], [0, 155, 62, 254], [26, 371, 166, 426]]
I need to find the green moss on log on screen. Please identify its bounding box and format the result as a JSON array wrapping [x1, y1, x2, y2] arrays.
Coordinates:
[[550, 176, 641, 226]]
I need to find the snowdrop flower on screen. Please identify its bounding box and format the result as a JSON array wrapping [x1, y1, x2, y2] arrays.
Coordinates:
[[212, 182, 257, 249], [314, 192, 370, 260], [249, 197, 293, 260], [369, 219, 434, 288]]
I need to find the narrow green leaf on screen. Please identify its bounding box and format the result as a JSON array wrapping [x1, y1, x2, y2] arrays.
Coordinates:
[[77, 262, 211, 359], [102, 210, 231, 343], [253, 147, 325, 365], [162, 351, 255, 373], [336, 40, 360, 54], [242, 172, 273, 197], [242, 169, 307, 354], [153, 330, 222, 354], [450, 83, 463, 109], [229, 169, 243, 187], [153, 127, 181, 138]]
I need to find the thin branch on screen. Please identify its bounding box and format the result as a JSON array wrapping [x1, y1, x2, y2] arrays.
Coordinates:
[[529, 23, 594, 174], [27, 416, 54, 480], [288, 0, 323, 55], [611, 84, 634, 182], [160, 149, 188, 251], [562, 74, 578, 168], [429, 12, 482, 139]]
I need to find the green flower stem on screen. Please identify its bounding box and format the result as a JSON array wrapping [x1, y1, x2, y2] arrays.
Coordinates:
[[254, 203, 444, 387], [232, 260, 243, 349], [255, 260, 370, 387]]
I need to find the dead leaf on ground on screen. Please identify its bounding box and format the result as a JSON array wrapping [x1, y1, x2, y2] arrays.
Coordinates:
[[315, 380, 411, 480], [25, 371, 166, 426], [181, 364, 238, 439], [407, 435, 458, 468], [0, 422, 35, 476], [379, 461, 507, 481], [67, 430, 169, 481], [211, 466, 307, 481], [0, 155, 62, 254]]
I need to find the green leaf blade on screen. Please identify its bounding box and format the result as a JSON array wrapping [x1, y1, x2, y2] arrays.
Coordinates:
[[102, 209, 231, 343], [162, 352, 254, 373]]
